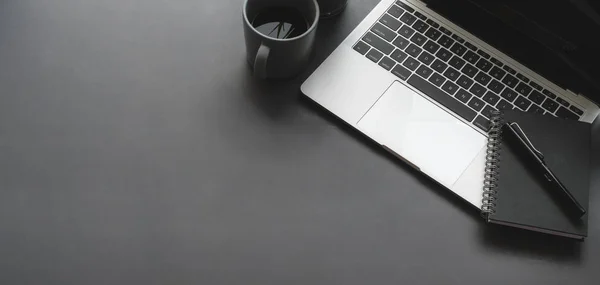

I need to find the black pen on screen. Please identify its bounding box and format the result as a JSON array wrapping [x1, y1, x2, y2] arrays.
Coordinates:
[[503, 122, 587, 218]]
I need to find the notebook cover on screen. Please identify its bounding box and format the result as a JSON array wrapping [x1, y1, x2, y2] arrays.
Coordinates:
[[488, 110, 591, 239]]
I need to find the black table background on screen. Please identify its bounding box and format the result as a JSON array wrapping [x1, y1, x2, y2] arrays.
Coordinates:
[[1, 1, 599, 284]]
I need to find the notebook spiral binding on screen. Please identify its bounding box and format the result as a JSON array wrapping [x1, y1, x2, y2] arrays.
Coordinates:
[[481, 111, 504, 220]]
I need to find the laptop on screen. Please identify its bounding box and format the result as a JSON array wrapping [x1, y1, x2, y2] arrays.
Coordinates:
[[301, 0, 600, 208]]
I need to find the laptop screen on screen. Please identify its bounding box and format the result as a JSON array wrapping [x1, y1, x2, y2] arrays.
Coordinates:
[[426, 0, 600, 103]]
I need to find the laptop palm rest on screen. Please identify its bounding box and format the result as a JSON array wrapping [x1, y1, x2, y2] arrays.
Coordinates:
[[357, 81, 486, 188]]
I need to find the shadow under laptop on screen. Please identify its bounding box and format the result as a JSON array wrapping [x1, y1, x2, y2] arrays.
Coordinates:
[[477, 224, 583, 263]]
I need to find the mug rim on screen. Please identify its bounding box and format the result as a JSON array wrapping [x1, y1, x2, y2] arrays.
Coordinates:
[[243, 0, 320, 42]]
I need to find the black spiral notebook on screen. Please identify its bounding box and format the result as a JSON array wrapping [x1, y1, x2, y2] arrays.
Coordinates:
[[481, 110, 592, 240]]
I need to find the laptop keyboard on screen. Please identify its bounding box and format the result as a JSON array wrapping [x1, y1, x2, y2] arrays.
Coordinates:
[[353, 1, 583, 132]]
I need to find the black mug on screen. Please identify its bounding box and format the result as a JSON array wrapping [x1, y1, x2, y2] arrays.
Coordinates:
[[243, 0, 320, 79]]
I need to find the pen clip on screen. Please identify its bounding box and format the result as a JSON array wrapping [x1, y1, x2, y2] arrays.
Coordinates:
[[508, 122, 545, 161]]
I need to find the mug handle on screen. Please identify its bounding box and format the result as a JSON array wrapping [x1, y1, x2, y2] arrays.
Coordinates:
[[253, 44, 270, 79]]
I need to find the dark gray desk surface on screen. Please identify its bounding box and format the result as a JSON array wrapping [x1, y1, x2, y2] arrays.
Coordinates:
[[1, 1, 599, 284]]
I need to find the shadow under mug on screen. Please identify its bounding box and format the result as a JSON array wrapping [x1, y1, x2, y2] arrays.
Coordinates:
[[243, 0, 320, 79]]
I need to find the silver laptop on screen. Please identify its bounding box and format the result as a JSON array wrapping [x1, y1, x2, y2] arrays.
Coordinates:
[[301, 0, 600, 208]]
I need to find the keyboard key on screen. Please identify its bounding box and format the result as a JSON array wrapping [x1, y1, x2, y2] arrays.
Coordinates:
[[477, 50, 491, 59], [490, 57, 504, 67], [428, 72, 446, 87], [502, 65, 516, 75], [556, 106, 579, 120], [391, 64, 412, 80], [501, 74, 518, 88], [410, 33, 427, 46], [468, 97, 485, 111], [435, 48, 452, 62], [412, 20, 429, 33], [398, 25, 416, 38], [556, 97, 570, 107], [461, 64, 478, 78], [496, 99, 511, 110], [483, 91, 500, 105], [415, 65, 433, 78], [455, 88, 472, 103], [469, 83, 486, 97], [570, 105, 584, 116], [500, 88, 518, 102], [474, 71, 492, 86], [393, 36, 410, 50], [396, 1, 415, 13], [464, 42, 477, 51], [380, 14, 402, 31], [353, 41, 370, 55], [439, 26, 452, 35], [457, 75, 474, 89], [451, 34, 465, 43], [463, 50, 480, 65], [407, 75, 477, 122], [482, 105, 498, 119], [443, 67, 460, 81], [423, 40, 440, 53], [487, 79, 504, 94], [414, 11, 427, 21], [450, 43, 467, 57], [390, 49, 408, 63], [514, 96, 532, 111], [388, 5, 405, 18], [426, 19, 439, 28], [474, 116, 491, 131], [378, 56, 396, 70], [363, 32, 395, 54], [448, 56, 466, 69], [399, 12, 417, 25], [515, 82, 532, 96], [541, 98, 559, 113], [366, 49, 384, 62], [529, 81, 542, 91], [528, 104, 544, 114], [402, 56, 420, 71], [431, 59, 448, 73], [417, 51, 435, 65], [475, 58, 493, 72], [424, 28, 442, 41], [516, 73, 530, 83], [371, 23, 396, 42], [405, 43, 422, 57], [528, 90, 545, 105], [542, 89, 557, 99], [489, 66, 506, 80], [442, 81, 459, 95], [438, 35, 455, 49]]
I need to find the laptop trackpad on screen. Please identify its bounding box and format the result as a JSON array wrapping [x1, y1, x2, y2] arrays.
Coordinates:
[[357, 81, 486, 188]]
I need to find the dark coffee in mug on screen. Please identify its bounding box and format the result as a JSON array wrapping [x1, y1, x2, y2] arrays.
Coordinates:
[[251, 7, 309, 39]]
